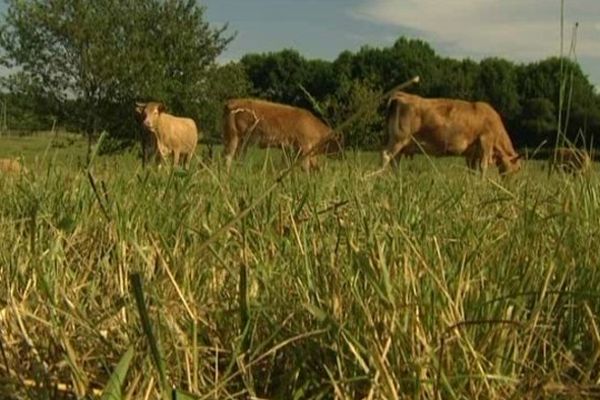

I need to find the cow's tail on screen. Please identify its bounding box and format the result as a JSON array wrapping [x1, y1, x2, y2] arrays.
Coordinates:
[[222, 102, 248, 141], [221, 102, 240, 162], [222, 103, 232, 134], [386, 96, 402, 141], [222, 102, 263, 162]]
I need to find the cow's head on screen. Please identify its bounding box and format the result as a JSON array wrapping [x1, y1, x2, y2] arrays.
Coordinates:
[[322, 132, 345, 158], [498, 154, 522, 175], [135, 102, 165, 132]]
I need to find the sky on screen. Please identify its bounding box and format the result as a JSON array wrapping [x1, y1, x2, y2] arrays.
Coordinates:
[[202, 0, 600, 88], [0, 1, 597, 88]]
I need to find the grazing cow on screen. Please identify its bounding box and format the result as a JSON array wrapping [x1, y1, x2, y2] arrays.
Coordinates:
[[0, 158, 25, 174], [379, 92, 521, 175], [222, 98, 340, 171], [135, 102, 198, 168], [551, 147, 591, 174]]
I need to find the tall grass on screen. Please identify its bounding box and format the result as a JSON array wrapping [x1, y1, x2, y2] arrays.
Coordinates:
[[1, 147, 599, 399]]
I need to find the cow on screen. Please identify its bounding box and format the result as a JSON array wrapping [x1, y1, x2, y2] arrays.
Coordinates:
[[134, 104, 156, 166], [135, 102, 199, 168], [377, 92, 521, 175], [551, 147, 591, 174], [222, 98, 341, 171], [0, 158, 25, 174]]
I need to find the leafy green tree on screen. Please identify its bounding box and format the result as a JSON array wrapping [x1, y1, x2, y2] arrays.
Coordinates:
[[332, 38, 440, 96], [519, 98, 556, 147], [517, 57, 600, 146], [327, 79, 383, 150], [434, 58, 479, 100], [241, 49, 310, 104], [0, 0, 232, 152], [477, 58, 521, 119], [0, 72, 59, 132], [201, 62, 251, 142], [385, 37, 440, 96]]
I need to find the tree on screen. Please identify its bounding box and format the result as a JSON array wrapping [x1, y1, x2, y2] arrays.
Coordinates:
[[332, 38, 440, 96], [327, 79, 383, 150], [517, 57, 600, 147], [200, 62, 251, 141], [0, 0, 232, 152], [0, 72, 60, 132], [477, 58, 521, 120], [385, 38, 440, 96], [519, 98, 556, 147], [433, 58, 479, 100], [242, 49, 313, 105]]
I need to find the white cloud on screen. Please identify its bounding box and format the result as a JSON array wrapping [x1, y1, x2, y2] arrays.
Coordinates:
[[351, 0, 600, 61]]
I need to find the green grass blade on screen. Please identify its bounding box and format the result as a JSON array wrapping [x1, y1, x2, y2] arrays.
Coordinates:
[[101, 346, 134, 400], [130, 273, 169, 400]]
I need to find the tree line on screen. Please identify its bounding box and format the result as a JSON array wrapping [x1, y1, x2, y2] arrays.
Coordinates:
[[0, 0, 599, 153], [240, 41, 600, 151]]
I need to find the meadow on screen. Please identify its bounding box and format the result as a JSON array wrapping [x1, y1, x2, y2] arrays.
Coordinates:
[[1, 133, 600, 399]]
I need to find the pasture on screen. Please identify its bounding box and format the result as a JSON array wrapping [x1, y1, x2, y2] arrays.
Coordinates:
[[1, 133, 600, 399]]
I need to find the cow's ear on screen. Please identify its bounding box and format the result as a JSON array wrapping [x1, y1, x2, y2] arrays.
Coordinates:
[[135, 102, 146, 114], [158, 103, 166, 113]]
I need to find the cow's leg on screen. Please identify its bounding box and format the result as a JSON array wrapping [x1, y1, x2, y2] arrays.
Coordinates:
[[479, 151, 492, 176], [391, 152, 401, 168], [464, 153, 474, 170], [155, 150, 163, 169], [300, 156, 311, 172], [478, 135, 494, 176], [304, 155, 319, 172], [382, 137, 412, 171], [181, 153, 190, 169], [223, 136, 239, 171], [464, 142, 481, 171], [155, 142, 170, 170], [173, 151, 181, 168], [364, 137, 412, 178]]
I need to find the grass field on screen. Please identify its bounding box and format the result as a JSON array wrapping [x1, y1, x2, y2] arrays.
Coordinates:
[[1, 133, 600, 399]]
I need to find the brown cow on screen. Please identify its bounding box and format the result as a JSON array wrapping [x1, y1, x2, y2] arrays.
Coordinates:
[[135, 102, 198, 168], [378, 92, 521, 175], [0, 158, 25, 174], [222, 98, 340, 171], [551, 147, 591, 174]]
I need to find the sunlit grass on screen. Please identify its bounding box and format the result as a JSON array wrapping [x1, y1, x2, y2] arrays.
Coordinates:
[[1, 134, 599, 399]]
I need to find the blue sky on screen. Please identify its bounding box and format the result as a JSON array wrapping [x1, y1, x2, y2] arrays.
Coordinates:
[[0, 1, 598, 88], [203, 0, 600, 88]]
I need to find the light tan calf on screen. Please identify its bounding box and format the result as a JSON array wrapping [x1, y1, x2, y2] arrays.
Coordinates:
[[135, 102, 198, 168]]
